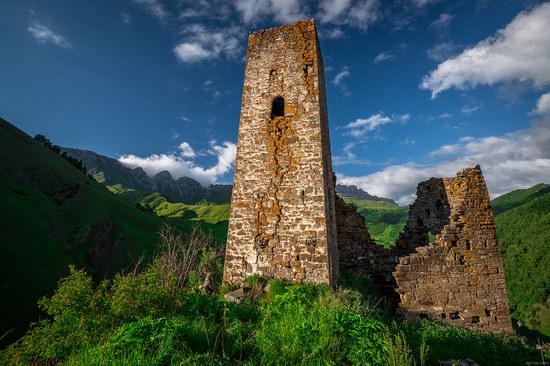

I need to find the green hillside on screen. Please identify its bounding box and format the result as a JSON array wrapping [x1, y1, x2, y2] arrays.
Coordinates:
[[342, 197, 408, 247], [107, 184, 230, 242], [492, 183, 550, 216], [493, 184, 550, 337], [0, 118, 170, 345]]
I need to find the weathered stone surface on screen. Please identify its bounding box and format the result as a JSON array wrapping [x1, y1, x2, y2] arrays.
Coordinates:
[[223, 19, 512, 334], [223, 19, 339, 285], [224, 288, 247, 304], [337, 165, 513, 333], [392, 166, 513, 333]]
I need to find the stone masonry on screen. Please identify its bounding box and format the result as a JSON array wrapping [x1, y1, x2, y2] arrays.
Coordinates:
[[223, 19, 339, 285], [223, 20, 512, 333], [392, 165, 513, 333]]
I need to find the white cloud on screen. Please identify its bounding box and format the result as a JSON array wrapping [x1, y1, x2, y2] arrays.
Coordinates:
[[133, 0, 169, 22], [343, 141, 356, 158], [174, 43, 211, 62], [338, 117, 550, 205], [460, 104, 481, 114], [235, 0, 305, 24], [27, 24, 72, 49], [373, 51, 393, 64], [333, 141, 373, 166], [421, 2, 550, 98], [173, 24, 242, 63], [319, 0, 352, 22], [178, 141, 196, 158], [429, 13, 452, 30], [118, 140, 237, 186], [398, 113, 411, 122], [412, 0, 438, 7], [333, 66, 350, 85], [318, 0, 380, 31], [181, 116, 192, 122], [533, 91, 550, 114], [344, 112, 410, 137], [426, 42, 460, 62], [400, 138, 416, 145], [319, 27, 345, 39]]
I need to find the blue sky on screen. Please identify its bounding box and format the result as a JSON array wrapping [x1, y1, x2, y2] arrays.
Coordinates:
[[1, 0, 550, 204]]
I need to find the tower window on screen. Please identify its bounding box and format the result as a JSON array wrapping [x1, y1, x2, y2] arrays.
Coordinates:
[[271, 96, 284, 118]]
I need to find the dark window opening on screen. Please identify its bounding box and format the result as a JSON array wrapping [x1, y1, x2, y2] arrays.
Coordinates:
[[419, 313, 429, 320], [465, 240, 471, 250], [450, 312, 460, 320], [271, 96, 284, 119], [441, 313, 447, 319], [472, 316, 480, 324], [485, 309, 491, 317], [450, 240, 457, 247]]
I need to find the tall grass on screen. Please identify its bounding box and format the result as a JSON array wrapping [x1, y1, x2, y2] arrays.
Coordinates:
[[0, 226, 544, 365]]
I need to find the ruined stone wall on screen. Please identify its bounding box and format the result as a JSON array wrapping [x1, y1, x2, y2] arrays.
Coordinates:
[[224, 19, 338, 285], [335, 195, 376, 268], [393, 166, 513, 333]]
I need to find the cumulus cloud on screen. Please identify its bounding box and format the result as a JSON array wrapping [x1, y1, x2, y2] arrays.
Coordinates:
[[178, 141, 196, 158], [337, 117, 550, 205], [118, 140, 236, 186], [235, 0, 305, 24], [533, 91, 550, 114], [373, 51, 393, 64], [173, 24, 242, 63], [421, 2, 550, 98], [318, 0, 380, 30], [28, 24, 72, 49], [344, 112, 410, 137]]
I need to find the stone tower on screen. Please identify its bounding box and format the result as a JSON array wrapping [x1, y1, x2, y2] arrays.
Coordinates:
[[223, 19, 339, 285]]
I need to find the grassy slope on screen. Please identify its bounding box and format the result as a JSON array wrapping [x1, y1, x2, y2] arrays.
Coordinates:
[[0, 118, 167, 345], [492, 184, 550, 337], [341, 197, 408, 247], [108, 184, 230, 242], [492, 183, 550, 215]]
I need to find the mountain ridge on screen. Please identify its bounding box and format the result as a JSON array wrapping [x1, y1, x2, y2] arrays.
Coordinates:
[[335, 184, 397, 205], [64, 147, 398, 205], [62, 147, 232, 204]]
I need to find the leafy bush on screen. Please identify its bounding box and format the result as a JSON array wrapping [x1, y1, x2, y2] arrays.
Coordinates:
[[1, 225, 545, 365]]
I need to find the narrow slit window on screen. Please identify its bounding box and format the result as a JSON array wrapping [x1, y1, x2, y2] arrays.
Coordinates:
[[271, 96, 284, 119]]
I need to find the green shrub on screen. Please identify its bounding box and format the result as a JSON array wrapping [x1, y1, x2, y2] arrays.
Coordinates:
[[0, 266, 112, 364]]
